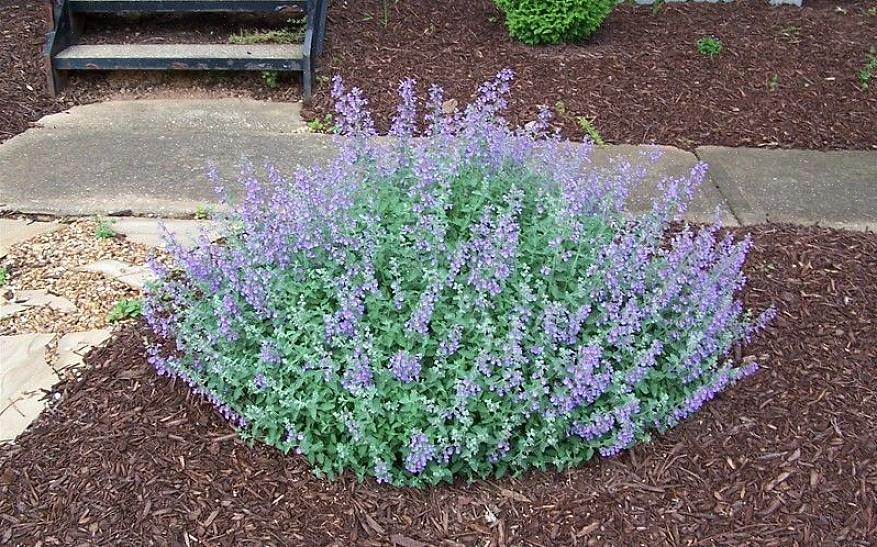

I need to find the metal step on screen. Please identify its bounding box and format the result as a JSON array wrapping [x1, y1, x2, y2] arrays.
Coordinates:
[[54, 44, 305, 71], [68, 0, 308, 13]]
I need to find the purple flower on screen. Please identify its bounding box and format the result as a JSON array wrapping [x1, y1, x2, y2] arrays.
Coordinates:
[[252, 373, 269, 390], [374, 460, 391, 484], [259, 341, 282, 364], [389, 351, 422, 383], [341, 347, 373, 394], [404, 432, 436, 474]]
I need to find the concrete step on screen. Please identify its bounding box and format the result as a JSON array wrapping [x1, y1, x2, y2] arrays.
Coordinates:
[[68, 0, 308, 13], [53, 43, 306, 71]]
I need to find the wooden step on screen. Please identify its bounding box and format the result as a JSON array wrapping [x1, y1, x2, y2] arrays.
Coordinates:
[[68, 0, 308, 13], [54, 44, 305, 71]]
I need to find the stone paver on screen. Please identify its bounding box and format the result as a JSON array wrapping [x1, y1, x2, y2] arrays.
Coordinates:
[[0, 219, 60, 258], [35, 98, 306, 134], [113, 217, 217, 248], [55, 329, 112, 371], [696, 147, 877, 231], [0, 302, 27, 320], [589, 144, 737, 225], [78, 259, 155, 289], [1, 289, 78, 319], [0, 333, 58, 441], [1, 100, 874, 229], [0, 333, 57, 400]]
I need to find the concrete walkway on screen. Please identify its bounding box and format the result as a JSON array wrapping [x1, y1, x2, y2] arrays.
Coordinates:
[[0, 100, 874, 230]]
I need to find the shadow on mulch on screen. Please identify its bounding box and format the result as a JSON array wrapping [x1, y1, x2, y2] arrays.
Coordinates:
[[1, 224, 875, 546]]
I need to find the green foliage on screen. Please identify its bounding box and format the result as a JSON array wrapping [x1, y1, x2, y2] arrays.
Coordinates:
[[0, 266, 7, 287], [576, 116, 605, 145], [107, 298, 143, 323], [857, 47, 877, 90], [146, 74, 773, 487], [494, 0, 615, 45], [307, 113, 336, 134], [767, 73, 780, 93], [94, 218, 116, 240], [194, 205, 211, 220], [262, 71, 279, 89], [696, 35, 723, 58]]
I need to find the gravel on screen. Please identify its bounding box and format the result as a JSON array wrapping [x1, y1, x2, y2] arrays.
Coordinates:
[[0, 217, 155, 337]]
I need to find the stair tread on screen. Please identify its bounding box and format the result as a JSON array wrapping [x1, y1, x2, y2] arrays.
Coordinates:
[[68, 0, 308, 13], [72, 0, 301, 2], [70, 0, 305, 3], [56, 43, 304, 60]]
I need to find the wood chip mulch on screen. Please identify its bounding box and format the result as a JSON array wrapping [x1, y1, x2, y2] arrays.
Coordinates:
[[1, 224, 875, 546], [306, 0, 877, 150], [2, 1, 876, 149]]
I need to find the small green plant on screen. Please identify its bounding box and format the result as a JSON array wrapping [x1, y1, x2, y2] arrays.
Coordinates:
[[194, 205, 211, 220], [857, 47, 877, 90], [651, 0, 665, 16], [867, 6, 876, 16], [0, 266, 8, 287], [94, 218, 116, 239], [696, 36, 723, 58], [494, 0, 615, 45], [779, 25, 799, 37], [576, 116, 605, 145], [107, 298, 143, 323], [767, 73, 780, 92], [307, 113, 336, 133], [380, 0, 399, 27], [262, 71, 279, 89]]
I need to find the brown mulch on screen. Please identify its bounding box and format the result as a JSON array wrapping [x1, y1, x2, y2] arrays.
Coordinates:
[[3, 1, 876, 148], [307, 0, 877, 149], [1, 224, 875, 546], [0, 1, 63, 141]]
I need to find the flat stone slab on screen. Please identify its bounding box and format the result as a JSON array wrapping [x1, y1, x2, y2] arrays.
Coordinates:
[[697, 147, 877, 231], [0, 333, 58, 443], [55, 329, 112, 371], [0, 129, 336, 216], [113, 217, 217, 249], [589, 144, 737, 225], [0, 219, 60, 258], [35, 98, 306, 135], [0, 333, 57, 401], [1, 289, 78, 317], [78, 260, 155, 289], [0, 107, 732, 224]]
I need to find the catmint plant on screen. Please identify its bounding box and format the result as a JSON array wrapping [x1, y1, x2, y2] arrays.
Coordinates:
[[144, 70, 774, 487]]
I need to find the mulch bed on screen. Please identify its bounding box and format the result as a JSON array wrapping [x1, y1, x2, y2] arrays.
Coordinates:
[[0, 1, 64, 142], [1, 224, 875, 546], [2, 1, 876, 148], [308, 0, 877, 150]]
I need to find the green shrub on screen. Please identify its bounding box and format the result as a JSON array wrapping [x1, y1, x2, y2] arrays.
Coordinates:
[[494, 0, 615, 45], [145, 72, 774, 487], [696, 36, 723, 58]]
